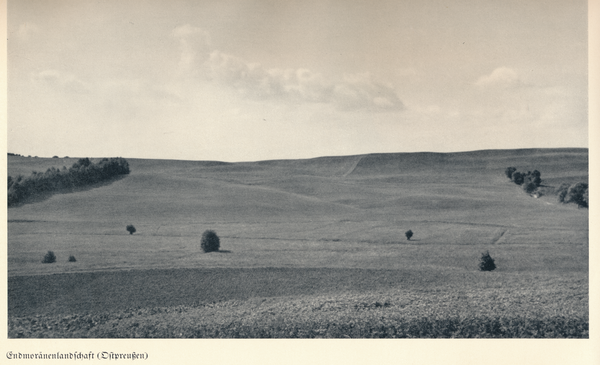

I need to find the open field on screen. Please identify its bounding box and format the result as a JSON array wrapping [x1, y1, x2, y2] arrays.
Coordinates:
[[7, 148, 589, 338]]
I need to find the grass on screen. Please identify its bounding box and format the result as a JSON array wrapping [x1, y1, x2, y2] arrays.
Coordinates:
[[8, 268, 587, 338], [7, 149, 588, 338]]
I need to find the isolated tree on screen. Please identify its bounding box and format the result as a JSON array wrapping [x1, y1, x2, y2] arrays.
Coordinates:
[[405, 230, 413, 241], [479, 251, 496, 271], [201, 230, 220, 252], [42, 251, 56, 264], [68, 255, 77, 262], [505, 167, 517, 179], [126, 224, 136, 235]]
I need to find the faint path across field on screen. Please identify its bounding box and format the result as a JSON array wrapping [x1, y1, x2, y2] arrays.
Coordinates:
[[490, 229, 508, 244], [343, 156, 363, 177]]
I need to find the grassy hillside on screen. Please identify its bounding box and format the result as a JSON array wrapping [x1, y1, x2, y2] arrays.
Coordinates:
[[7, 149, 588, 338]]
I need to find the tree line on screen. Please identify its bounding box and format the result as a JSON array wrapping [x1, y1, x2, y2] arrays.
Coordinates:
[[504, 167, 588, 208], [504, 167, 542, 194], [8, 157, 130, 207]]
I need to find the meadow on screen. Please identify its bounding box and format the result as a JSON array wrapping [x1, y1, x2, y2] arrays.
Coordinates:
[[7, 149, 589, 338]]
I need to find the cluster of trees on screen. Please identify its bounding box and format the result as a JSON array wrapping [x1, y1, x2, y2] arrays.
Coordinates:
[[8, 157, 130, 207], [557, 182, 588, 208], [504, 166, 588, 208], [504, 167, 542, 194]]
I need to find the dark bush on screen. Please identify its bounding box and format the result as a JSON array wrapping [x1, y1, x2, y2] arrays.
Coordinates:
[[506, 168, 542, 191], [565, 183, 588, 208], [505, 167, 517, 179], [72, 158, 92, 169], [126, 225, 136, 235], [523, 182, 537, 194], [557, 182, 588, 208], [42, 251, 56, 264], [511, 172, 524, 185], [201, 230, 220, 252], [479, 251, 496, 271], [405, 230, 413, 240], [557, 183, 570, 203], [523, 170, 542, 188], [68, 255, 77, 262]]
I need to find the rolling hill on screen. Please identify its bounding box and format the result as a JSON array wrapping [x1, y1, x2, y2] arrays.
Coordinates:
[[7, 148, 589, 338]]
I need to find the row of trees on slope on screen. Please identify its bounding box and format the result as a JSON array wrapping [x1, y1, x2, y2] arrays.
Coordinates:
[[556, 182, 588, 208], [504, 167, 588, 208], [8, 157, 130, 207], [504, 167, 542, 194]]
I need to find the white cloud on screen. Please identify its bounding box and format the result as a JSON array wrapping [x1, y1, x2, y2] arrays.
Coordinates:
[[332, 73, 404, 111], [171, 24, 211, 72], [206, 51, 334, 103], [31, 69, 90, 94], [475, 67, 523, 89], [174, 25, 404, 112]]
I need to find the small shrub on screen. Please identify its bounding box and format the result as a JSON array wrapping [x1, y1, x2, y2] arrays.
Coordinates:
[[405, 230, 413, 240], [68, 255, 77, 262], [201, 230, 220, 252], [42, 251, 56, 264], [479, 251, 496, 271], [126, 225, 136, 235]]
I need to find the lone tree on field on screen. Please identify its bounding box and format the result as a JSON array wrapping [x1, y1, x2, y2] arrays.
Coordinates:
[[405, 230, 413, 240], [126, 225, 136, 235], [479, 251, 496, 271], [42, 251, 56, 264], [201, 230, 220, 252]]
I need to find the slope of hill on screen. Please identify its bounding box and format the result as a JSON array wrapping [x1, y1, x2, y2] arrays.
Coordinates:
[[8, 149, 588, 272], [7, 149, 589, 338]]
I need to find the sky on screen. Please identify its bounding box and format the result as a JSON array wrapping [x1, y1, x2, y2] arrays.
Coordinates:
[[7, 0, 589, 162]]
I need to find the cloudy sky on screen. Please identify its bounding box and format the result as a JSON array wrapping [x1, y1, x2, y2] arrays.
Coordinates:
[[8, 0, 588, 162]]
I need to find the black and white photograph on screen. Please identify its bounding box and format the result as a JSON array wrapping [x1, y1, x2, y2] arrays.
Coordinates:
[[4, 0, 597, 363]]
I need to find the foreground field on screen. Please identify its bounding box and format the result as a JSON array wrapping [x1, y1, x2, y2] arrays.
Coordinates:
[[7, 149, 589, 338], [8, 268, 587, 338]]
